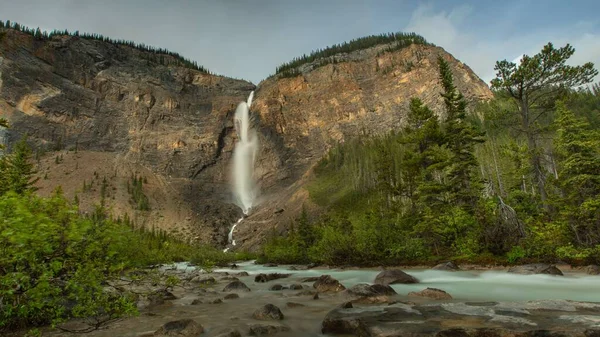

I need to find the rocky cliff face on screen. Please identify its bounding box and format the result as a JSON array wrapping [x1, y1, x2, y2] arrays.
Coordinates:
[[0, 28, 492, 250]]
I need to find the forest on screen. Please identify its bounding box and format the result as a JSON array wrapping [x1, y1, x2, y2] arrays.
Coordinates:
[[261, 42, 600, 267]]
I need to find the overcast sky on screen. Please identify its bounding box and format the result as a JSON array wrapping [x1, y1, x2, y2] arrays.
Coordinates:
[[1, 0, 599, 85]]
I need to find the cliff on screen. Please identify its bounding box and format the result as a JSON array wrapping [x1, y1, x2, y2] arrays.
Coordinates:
[[0, 27, 492, 250]]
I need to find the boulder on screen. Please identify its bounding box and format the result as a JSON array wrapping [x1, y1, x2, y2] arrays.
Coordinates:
[[232, 271, 249, 277], [269, 284, 285, 291], [432, 261, 460, 271], [408, 288, 452, 300], [263, 263, 278, 267], [313, 275, 346, 292], [346, 283, 396, 297], [212, 328, 242, 337], [224, 293, 240, 300], [191, 299, 202, 305], [296, 289, 317, 296], [210, 298, 223, 304], [289, 284, 303, 290], [351, 295, 390, 304], [507, 264, 563, 276], [147, 289, 177, 306], [153, 319, 203, 337], [586, 265, 600, 275], [374, 269, 419, 285], [254, 273, 291, 283], [300, 276, 321, 282], [248, 323, 290, 336], [191, 276, 216, 284], [220, 276, 240, 281], [252, 304, 284, 320], [222, 280, 251, 292]]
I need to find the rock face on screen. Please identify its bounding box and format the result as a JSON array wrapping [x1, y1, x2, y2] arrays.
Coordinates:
[[322, 300, 600, 337], [507, 264, 564, 276], [374, 269, 419, 285], [0, 28, 493, 249]]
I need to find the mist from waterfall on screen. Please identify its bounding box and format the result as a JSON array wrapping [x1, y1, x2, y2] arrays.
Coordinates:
[[231, 91, 258, 215]]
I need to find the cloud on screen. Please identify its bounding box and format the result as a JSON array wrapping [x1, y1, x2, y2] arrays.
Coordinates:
[[404, 3, 600, 85]]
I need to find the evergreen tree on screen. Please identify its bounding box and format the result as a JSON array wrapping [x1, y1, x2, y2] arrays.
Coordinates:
[[5, 136, 39, 195], [491, 42, 598, 204], [554, 101, 600, 246], [438, 56, 485, 209]]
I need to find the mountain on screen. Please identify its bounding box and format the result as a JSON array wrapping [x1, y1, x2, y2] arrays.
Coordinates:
[[0, 25, 492, 250]]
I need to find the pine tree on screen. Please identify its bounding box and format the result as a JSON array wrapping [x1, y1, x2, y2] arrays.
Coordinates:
[[554, 101, 600, 246], [491, 43, 598, 204], [6, 136, 39, 195], [438, 56, 485, 209]]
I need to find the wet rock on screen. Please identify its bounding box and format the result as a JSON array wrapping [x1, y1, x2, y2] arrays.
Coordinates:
[[210, 298, 223, 304], [300, 276, 321, 282], [252, 304, 284, 320], [351, 295, 390, 304], [220, 276, 240, 281], [232, 271, 249, 277], [263, 263, 278, 267], [191, 299, 202, 305], [254, 273, 291, 283], [248, 323, 290, 336], [313, 275, 346, 292], [374, 269, 419, 285], [224, 293, 240, 300], [230, 263, 238, 269], [432, 261, 461, 271], [339, 301, 353, 308], [223, 280, 251, 292], [191, 276, 216, 284], [288, 265, 309, 271], [586, 265, 600, 275], [408, 287, 453, 300], [313, 293, 319, 300], [269, 284, 284, 291], [346, 283, 396, 297], [289, 284, 303, 290], [286, 302, 305, 308], [153, 319, 203, 337], [507, 264, 563, 276], [147, 289, 177, 306]]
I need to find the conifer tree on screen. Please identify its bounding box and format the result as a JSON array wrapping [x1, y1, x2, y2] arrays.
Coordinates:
[[438, 56, 485, 209], [554, 101, 600, 246], [5, 136, 39, 195]]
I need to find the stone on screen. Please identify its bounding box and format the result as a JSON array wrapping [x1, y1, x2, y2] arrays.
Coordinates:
[[346, 283, 396, 297], [252, 304, 284, 320], [147, 289, 177, 306], [296, 290, 317, 296], [313, 275, 346, 292], [263, 263, 278, 267], [254, 273, 291, 283], [220, 276, 239, 281], [191, 299, 202, 305], [300, 276, 321, 282], [339, 301, 353, 308], [289, 284, 303, 290], [286, 302, 305, 308], [210, 298, 223, 304], [212, 328, 242, 337], [153, 319, 203, 337], [224, 293, 240, 300], [269, 284, 284, 291], [313, 293, 319, 300], [248, 323, 290, 336], [408, 288, 453, 300], [432, 261, 460, 271], [351, 295, 390, 304], [586, 265, 600, 275], [222, 280, 251, 292], [191, 276, 216, 284], [374, 269, 419, 285], [507, 264, 564, 276], [232, 271, 249, 277]]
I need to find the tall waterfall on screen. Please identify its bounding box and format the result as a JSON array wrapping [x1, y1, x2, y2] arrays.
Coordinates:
[[232, 91, 258, 215]]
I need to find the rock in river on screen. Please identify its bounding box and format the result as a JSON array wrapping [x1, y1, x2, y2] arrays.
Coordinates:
[[374, 269, 419, 285]]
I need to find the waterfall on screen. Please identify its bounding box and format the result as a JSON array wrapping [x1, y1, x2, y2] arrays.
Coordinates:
[[225, 91, 258, 252], [232, 91, 258, 214]]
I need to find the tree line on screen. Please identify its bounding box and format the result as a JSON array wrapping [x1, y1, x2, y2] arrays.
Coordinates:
[[0, 19, 210, 73]]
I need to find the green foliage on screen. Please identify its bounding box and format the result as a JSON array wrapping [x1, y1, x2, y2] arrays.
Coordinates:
[[0, 19, 209, 73], [127, 174, 150, 211], [0, 136, 39, 196], [275, 32, 430, 76]]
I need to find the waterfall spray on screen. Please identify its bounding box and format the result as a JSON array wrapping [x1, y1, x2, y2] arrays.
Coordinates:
[[225, 91, 258, 251], [232, 91, 258, 215]]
